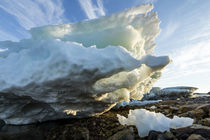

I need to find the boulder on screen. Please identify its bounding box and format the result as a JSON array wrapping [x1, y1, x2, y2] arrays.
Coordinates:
[[187, 134, 206, 140], [108, 128, 134, 140]]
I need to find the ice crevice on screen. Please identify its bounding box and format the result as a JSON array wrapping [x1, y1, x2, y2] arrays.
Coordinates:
[[0, 4, 170, 124]]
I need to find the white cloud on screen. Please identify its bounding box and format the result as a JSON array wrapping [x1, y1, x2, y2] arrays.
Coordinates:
[[96, 0, 105, 16], [0, 0, 66, 30], [155, 1, 210, 92], [158, 22, 180, 42], [134, 0, 157, 5], [0, 30, 19, 41], [155, 40, 210, 92], [78, 0, 105, 19], [143, 0, 157, 3]]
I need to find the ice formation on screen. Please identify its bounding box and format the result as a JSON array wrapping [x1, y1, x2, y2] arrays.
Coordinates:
[[143, 86, 198, 100], [117, 109, 193, 137], [0, 4, 170, 124]]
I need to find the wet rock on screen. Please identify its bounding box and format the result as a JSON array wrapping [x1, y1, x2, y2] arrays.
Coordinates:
[[202, 118, 210, 126], [171, 125, 210, 139], [147, 131, 175, 140], [196, 104, 210, 111], [0, 128, 44, 140], [171, 127, 194, 140], [195, 104, 210, 117], [108, 128, 134, 140], [169, 107, 179, 111], [147, 131, 162, 140], [164, 131, 176, 140], [179, 105, 199, 113], [0, 120, 5, 130], [160, 105, 170, 109], [187, 134, 206, 140], [191, 124, 210, 130], [192, 109, 205, 119], [48, 126, 89, 140]]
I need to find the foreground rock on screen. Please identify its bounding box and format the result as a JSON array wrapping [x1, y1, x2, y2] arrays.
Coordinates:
[[108, 128, 135, 140], [187, 134, 206, 140], [0, 4, 170, 125], [143, 86, 198, 100], [1, 96, 210, 140]]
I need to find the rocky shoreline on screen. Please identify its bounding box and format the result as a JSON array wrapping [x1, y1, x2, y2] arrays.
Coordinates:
[[0, 96, 210, 140]]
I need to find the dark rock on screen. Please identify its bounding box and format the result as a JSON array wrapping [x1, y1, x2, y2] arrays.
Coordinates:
[[147, 130, 162, 140], [179, 105, 199, 112], [147, 131, 175, 140], [171, 127, 193, 140], [147, 131, 168, 140], [108, 128, 134, 140], [187, 134, 206, 140], [163, 131, 176, 140], [0, 120, 5, 130], [0, 129, 44, 140], [192, 109, 205, 119], [47, 126, 89, 140], [171, 125, 210, 139], [195, 104, 210, 117], [202, 118, 210, 126]]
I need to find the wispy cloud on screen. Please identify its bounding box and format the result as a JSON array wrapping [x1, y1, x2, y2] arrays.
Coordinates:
[[0, 30, 19, 41], [155, 39, 210, 92], [155, 0, 210, 92], [134, 0, 157, 5], [169, 40, 210, 76], [78, 0, 105, 19], [143, 0, 157, 3], [0, 0, 66, 30], [158, 22, 180, 43]]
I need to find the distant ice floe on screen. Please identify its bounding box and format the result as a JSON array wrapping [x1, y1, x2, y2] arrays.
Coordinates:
[[117, 109, 193, 137], [143, 86, 198, 100], [0, 4, 170, 124]]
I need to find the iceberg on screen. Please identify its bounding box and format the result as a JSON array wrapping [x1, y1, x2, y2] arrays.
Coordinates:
[[0, 4, 170, 124], [117, 109, 193, 137], [143, 86, 198, 100]]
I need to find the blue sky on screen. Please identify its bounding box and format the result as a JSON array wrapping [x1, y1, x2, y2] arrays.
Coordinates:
[[0, 0, 210, 92]]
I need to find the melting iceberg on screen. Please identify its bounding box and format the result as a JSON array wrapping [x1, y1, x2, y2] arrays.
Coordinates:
[[143, 86, 198, 100], [117, 109, 193, 137], [0, 4, 170, 124]]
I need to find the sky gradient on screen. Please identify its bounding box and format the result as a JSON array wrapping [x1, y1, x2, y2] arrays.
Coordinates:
[[0, 0, 209, 92]]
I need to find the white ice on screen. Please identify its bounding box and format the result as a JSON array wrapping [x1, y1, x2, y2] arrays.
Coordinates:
[[115, 100, 161, 108], [117, 109, 194, 137]]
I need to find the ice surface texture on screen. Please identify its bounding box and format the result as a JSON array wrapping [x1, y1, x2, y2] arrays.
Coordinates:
[[117, 109, 193, 137], [0, 4, 170, 124]]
